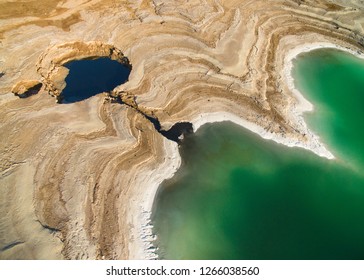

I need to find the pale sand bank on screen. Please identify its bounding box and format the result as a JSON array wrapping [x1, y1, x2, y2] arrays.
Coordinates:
[[128, 138, 180, 259], [284, 42, 364, 114]]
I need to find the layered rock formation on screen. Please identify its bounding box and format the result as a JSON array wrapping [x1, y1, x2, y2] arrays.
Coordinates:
[[0, 0, 363, 259]]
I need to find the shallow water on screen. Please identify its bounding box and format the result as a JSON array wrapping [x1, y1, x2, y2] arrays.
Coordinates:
[[62, 57, 130, 103], [153, 49, 364, 260], [293, 49, 364, 170]]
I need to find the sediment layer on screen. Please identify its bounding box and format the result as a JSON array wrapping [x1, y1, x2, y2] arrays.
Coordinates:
[[0, 0, 363, 259]]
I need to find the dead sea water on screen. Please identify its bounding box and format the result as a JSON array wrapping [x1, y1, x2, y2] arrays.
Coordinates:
[[293, 48, 364, 169], [152, 49, 364, 259]]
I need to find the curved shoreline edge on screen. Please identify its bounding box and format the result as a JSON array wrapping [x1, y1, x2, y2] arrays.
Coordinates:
[[131, 42, 364, 259], [284, 42, 364, 115]]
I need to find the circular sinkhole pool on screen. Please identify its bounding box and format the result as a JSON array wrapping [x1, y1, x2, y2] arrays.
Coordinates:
[[61, 57, 131, 103]]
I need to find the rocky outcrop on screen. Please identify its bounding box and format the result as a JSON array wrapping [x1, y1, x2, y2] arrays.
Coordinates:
[[11, 80, 42, 98]]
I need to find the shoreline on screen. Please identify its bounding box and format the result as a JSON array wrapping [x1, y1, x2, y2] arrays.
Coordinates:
[[284, 42, 364, 114], [283, 41, 364, 160], [128, 138, 181, 259], [132, 42, 364, 259]]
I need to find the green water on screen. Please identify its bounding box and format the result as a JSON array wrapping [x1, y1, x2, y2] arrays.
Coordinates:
[[293, 49, 364, 169], [153, 49, 364, 260]]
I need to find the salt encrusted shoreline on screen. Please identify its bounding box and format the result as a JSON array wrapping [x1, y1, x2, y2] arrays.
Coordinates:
[[129, 138, 181, 259], [284, 42, 364, 114], [283, 42, 364, 160], [132, 42, 364, 259]]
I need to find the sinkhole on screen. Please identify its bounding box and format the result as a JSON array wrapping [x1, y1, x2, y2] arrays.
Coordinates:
[[61, 57, 131, 103]]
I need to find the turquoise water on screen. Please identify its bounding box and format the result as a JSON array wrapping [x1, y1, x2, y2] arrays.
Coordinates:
[[62, 58, 130, 103], [153, 49, 364, 259], [293, 49, 364, 170]]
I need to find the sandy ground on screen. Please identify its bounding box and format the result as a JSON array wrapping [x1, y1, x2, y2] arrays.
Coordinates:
[[0, 0, 364, 259]]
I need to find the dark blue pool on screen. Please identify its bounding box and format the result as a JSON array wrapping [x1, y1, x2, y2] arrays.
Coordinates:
[[61, 57, 131, 103]]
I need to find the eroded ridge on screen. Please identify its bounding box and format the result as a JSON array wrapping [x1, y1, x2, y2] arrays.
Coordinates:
[[0, 0, 364, 259]]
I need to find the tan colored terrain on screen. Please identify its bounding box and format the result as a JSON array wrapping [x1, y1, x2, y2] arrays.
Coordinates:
[[0, 0, 363, 259]]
